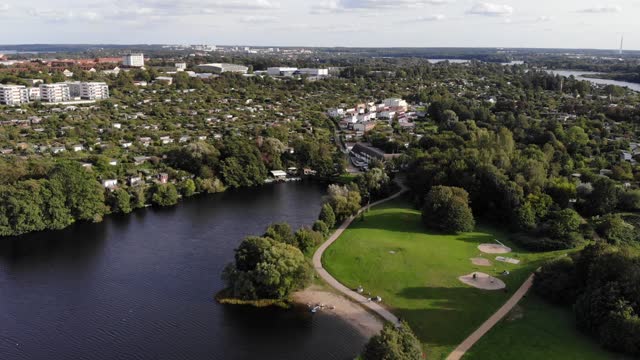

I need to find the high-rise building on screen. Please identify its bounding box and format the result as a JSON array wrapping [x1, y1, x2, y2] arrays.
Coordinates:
[[123, 53, 145, 67], [0, 85, 29, 105], [39, 83, 71, 103]]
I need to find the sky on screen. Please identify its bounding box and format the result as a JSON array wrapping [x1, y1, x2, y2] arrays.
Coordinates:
[[0, 0, 639, 50]]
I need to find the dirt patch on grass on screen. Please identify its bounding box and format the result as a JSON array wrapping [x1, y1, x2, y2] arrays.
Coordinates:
[[478, 244, 511, 254], [458, 272, 506, 290], [470, 257, 492, 266]]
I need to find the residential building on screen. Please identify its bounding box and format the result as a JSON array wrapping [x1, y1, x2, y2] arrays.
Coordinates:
[[350, 143, 401, 164], [175, 62, 187, 71], [327, 108, 344, 118], [383, 98, 408, 111], [39, 83, 71, 103], [196, 63, 248, 74], [155, 76, 173, 85], [0, 85, 29, 105], [353, 121, 376, 133], [27, 87, 41, 101], [76, 82, 109, 100], [123, 53, 145, 67]]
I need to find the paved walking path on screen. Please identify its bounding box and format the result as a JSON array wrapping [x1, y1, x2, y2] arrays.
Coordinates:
[[312, 180, 408, 326], [446, 273, 535, 360]]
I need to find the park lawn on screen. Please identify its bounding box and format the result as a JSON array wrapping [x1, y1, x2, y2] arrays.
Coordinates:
[[463, 294, 630, 360], [322, 197, 568, 359]]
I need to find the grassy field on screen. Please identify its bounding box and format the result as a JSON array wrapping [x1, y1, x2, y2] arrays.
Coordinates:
[[322, 197, 569, 359], [463, 294, 630, 360]]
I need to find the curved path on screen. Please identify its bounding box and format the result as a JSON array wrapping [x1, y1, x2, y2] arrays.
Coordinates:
[[312, 179, 408, 326], [446, 273, 535, 360]]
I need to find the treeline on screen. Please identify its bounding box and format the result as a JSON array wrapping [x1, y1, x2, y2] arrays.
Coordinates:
[[534, 243, 640, 356], [406, 102, 640, 250], [220, 183, 363, 302]]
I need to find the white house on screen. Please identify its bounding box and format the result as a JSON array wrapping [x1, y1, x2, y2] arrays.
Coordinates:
[[102, 179, 118, 188]]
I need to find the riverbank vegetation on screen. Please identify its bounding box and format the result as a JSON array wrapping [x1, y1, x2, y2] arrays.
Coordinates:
[[219, 183, 364, 305]]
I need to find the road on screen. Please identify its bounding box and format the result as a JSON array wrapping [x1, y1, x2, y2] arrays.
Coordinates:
[[312, 179, 408, 326]]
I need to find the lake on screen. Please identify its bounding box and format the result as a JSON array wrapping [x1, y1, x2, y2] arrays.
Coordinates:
[[548, 69, 640, 92], [0, 182, 369, 360]]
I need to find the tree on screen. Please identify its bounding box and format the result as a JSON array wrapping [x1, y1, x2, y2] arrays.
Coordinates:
[[294, 227, 324, 254], [108, 188, 132, 214], [179, 178, 196, 197], [581, 177, 619, 216], [362, 322, 423, 360], [264, 223, 295, 246], [152, 183, 179, 207], [319, 203, 336, 229], [595, 214, 636, 245], [544, 209, 582, 241], [222, 237, 311, 300], [49, 162, 106, 222], [312, 220, 329, 236], [324, 184, 361, 222], [619, 189, 640, 211], [422, 186, 475, 233]]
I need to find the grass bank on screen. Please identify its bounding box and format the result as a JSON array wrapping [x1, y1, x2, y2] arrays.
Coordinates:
[[463, 294, 630, 360], [322, 196, 569, 359]]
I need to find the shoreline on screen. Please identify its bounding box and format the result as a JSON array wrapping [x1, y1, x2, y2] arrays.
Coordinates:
[[292, 285, 383, 338]]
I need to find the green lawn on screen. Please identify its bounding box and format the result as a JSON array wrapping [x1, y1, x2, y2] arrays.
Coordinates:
[[323, 197, 568, 359], [463, 294, 630, 360]]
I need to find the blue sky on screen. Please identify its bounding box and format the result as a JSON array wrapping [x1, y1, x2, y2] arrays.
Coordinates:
[[0, 0, 638, 49]]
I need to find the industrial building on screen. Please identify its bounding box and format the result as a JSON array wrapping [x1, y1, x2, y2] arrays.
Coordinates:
[[123, 53, 145, 67], [298, 68, 329, 76], [196, 63, 248, 74], [267, 67, 298, 76], [0, 85, 29, 105]]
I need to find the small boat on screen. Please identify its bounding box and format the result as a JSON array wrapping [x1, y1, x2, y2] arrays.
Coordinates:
[[311, 305, 321, 313]]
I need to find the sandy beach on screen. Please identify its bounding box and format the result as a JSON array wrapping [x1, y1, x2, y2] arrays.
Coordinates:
[[292, 285, 384, 338]]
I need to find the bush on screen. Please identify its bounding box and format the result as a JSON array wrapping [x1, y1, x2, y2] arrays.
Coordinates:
[[511, 233, 575, 251], [533, 257, 578, 305], [594, 214, 636, 245]]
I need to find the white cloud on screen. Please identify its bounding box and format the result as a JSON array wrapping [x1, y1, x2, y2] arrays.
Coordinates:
[[239, 15, 279, 23], [312, 0, 453, 13], [468, 2, 514, 16], [0, 3, 9, 12], [577, 5, 621, 13], [413, 14, 446, 21], [536, 15, 552, 22]]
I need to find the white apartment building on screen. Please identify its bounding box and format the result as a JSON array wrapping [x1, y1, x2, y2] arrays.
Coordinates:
[[0, 85, 29, 105], [27, 87, 41, 101], [39, 83, 71, 103], [123, 53, 145, 67], [80, 82, 109, 100], [175, 62, 187, 71]]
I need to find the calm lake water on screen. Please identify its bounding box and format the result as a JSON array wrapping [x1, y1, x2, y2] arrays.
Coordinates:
[[0, 182, 369, 360], [548, 69, 640, 92]]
